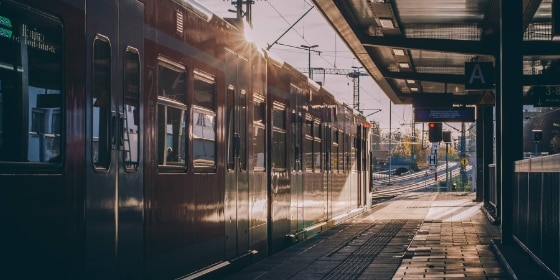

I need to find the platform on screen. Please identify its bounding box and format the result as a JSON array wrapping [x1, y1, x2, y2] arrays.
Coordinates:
[[217, 192, 551, 279]]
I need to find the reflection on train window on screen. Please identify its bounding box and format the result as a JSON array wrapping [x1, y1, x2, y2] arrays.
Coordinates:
[[0, 4, 63, 165], [92, 37, 112, 170], [345, 133, 351, 173], [123, 48, 140, 171], [252, 95, 265, 172], [239, 90, 247, 171], [272, 105, 286, 171], [290, 85, 303, 172], [324, 126, 332, 171], [336, 130, 343, 172], [193, 70, 216, 170], [304, 119, 313, 172], [226, 86, 235, 170], [292, 113, 303, 171], [157, 59, 187, 170], [351, 135, 357, 172], [314, 121, 322, 171]]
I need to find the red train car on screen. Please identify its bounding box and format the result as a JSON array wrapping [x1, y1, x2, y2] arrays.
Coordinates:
[[0, 0, 371, 279]]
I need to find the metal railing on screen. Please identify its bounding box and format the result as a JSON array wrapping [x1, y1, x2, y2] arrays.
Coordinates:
[[513, 153, 560, 279], [488, 164, 497, 212]]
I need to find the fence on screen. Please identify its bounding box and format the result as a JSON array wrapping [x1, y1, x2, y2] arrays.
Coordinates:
[[513, 154, 560, 279]]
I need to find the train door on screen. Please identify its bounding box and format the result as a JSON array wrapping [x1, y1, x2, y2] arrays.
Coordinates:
[[224, 49, 249, 258], [324, 125, 333, 220], [85, 0, 144, 278], [360, 124, 370, 207], [357, 124, 365, 207], [290, 85, 304, 234], [350, 121, 358, 209]]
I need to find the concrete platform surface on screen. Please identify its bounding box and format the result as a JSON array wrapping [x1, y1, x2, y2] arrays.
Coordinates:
[[219, 192, 539, 279]]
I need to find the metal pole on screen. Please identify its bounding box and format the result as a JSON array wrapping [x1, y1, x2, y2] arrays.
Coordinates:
[[308, 48, 311, 79], [460, 121, 467, 189], [300, 44, 318, 79], [446, 142, 449, 190], [267, 6, 314, 50], [388, 102, 392, 185]]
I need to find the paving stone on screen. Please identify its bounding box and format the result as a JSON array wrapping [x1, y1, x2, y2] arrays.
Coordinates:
[[223, 192, 514, 280]]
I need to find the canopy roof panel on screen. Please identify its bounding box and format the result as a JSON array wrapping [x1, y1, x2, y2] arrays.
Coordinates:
[[312, 0, 560, 106]]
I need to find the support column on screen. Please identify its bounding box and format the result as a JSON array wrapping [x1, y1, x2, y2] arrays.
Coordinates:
[[476, 106, 494, 206], [498, 0, 523, 243]]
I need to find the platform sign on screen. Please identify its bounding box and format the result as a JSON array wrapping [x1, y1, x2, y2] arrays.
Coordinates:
[[465, 62, 494, 90], [432, 143, 439, 151], [414, 107, 475, 122], [533, 85, 560, 107], [429, 154, 436, 166]]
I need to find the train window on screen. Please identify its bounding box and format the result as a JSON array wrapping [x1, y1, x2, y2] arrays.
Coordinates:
[[123, 48, 140, 171], [351, 135, 357, 172], [291, 112, 303, 171], [272, 104, 286, 171], [225, 78, 248, 171], [226, 86, 235, 170], [92, 37, 112, 170], [342, 132, 347, 173], [157, 59, 187, 170], [345, 133, 351, 173], [324, 125, 332, 171], [330, 130, 336, 171], [304, 118, 313, 172], [0, 4, 63, 165], [290, 84, 303, 172], [331, 129, 337, 171], [314, 121, 322, 171], [193, 70, 216, 170], [239, 89, 247, 171], [252, 95, 265, 172]]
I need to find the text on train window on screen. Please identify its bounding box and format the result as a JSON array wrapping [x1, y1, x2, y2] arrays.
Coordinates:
[[0, 4, 63, 165]]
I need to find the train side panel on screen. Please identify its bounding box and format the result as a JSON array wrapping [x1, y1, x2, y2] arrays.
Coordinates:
[[84, 0, 145, 278], [142, 1, 229, 278], [0, 0, 371, 278], [265, 55, 293, 253], [247, 49, 269, 258], [0, 0, 86, 278]]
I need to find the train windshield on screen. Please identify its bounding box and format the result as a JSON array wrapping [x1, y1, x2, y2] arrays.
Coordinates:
[[0, 3, 63, 164]]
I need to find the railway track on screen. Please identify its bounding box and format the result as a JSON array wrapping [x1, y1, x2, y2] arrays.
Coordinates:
[[371, 166, 472, 203]]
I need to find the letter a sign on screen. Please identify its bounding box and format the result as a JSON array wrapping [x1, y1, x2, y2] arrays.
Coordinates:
[[465, 62, 494, 90]]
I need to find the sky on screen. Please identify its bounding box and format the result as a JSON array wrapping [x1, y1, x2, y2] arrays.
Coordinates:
[[200, 0, 415, 133]]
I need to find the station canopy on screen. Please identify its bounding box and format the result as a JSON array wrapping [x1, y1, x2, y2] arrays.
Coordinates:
[[312, 0, 560, 107]]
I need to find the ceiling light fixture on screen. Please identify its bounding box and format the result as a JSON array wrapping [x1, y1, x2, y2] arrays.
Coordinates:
[[393, 48, 405, 56], [379, 18, 394, 28]]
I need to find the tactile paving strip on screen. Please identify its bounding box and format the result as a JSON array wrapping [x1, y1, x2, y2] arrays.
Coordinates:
[[323, 220, 407, 279]]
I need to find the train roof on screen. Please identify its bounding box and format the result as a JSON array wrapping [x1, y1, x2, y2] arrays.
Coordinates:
[[185, 1, 368, 122], [174, 0, 214, 22]]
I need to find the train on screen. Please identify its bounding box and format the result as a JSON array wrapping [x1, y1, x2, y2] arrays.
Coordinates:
[[0, 0, 372, 278]]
